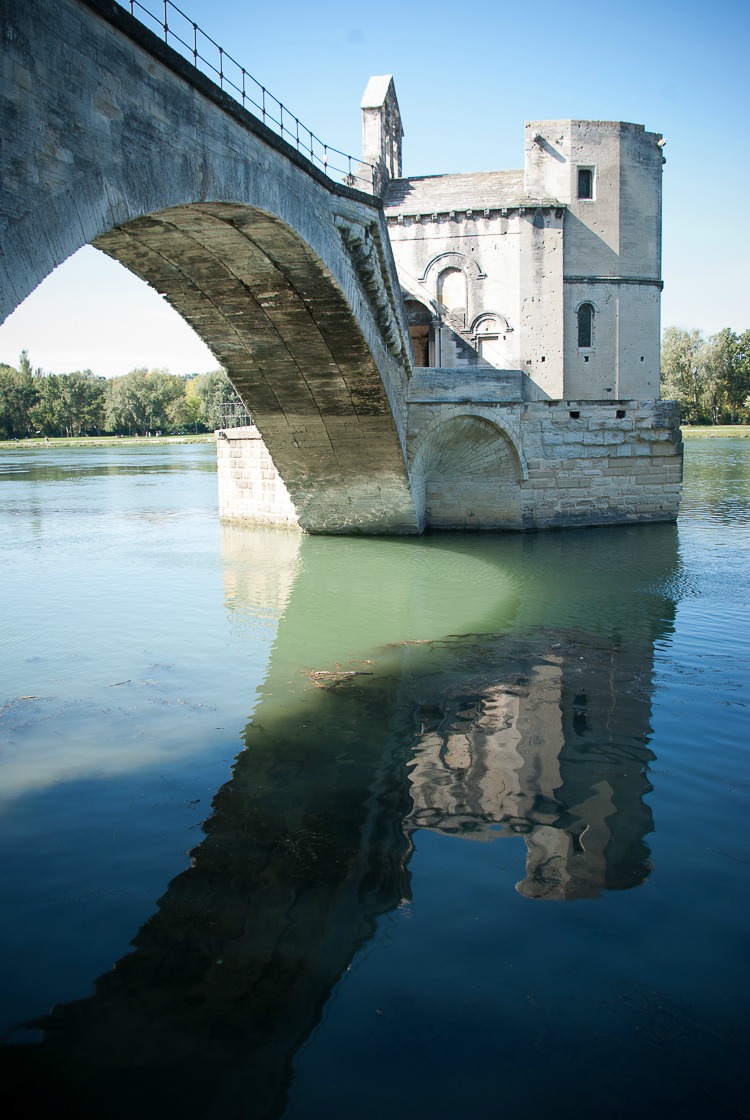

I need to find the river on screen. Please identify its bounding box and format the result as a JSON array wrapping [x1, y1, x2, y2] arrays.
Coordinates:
[[0, 438, 747, 1118]]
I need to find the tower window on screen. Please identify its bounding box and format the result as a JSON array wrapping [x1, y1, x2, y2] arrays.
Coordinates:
[[577, 303, 594, 349], [577, 167, 594, 200]]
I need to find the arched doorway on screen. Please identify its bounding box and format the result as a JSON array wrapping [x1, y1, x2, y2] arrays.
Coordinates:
[[404, 298, 434, 367]]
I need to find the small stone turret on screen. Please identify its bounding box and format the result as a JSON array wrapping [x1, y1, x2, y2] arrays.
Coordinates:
[[359, 75, 403, 195]]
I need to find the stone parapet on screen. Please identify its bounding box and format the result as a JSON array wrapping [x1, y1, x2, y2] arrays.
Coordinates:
[[407, 367, 524, 403]]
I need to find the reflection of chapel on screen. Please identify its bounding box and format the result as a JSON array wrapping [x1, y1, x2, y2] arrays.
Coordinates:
[[360, 75, 665, 403]]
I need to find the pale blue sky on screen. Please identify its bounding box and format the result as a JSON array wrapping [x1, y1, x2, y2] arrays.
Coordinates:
[[1, 0, 748, 375]]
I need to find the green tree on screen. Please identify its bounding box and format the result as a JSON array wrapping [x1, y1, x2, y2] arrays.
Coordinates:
[[661, 328, 707, 423], [31, 370, 107, 436], [711, 328, 750, 423], [701, 334, 728, 425], [30, 372, 64, 435], [191, 368, 247, 430], [169, 385, 204, 433], [0, 351, 38, 437], [105, 368, 187, 434]]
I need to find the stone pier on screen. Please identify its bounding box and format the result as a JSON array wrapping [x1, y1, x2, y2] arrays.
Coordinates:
[[218, 398, 682, 532]]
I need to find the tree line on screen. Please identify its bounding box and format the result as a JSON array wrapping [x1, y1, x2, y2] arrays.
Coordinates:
[[0, 353, 247, 439], [2, 326, 749, 438], [661, 327, 750, 425]]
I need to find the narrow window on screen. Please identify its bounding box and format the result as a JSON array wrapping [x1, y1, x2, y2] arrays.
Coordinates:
[[577, 303, 594, 349], [577, 167, 594, 200]]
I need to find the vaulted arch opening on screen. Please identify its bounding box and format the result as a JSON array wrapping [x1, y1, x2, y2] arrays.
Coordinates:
[[412, 415, 523, 530], [88, 202, 417, 532]]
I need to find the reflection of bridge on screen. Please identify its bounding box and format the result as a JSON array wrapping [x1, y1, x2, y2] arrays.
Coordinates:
[[2, 0, 682, 533], [0, 526, 678, 1117]]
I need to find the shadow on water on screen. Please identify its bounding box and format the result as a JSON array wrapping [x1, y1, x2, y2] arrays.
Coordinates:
[[0, 522, 683, 1117]]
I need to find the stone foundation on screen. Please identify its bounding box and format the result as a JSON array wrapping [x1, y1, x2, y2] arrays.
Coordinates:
[[216, 426, 299, 528], [515, 399, 683, 530], [217, 401, 683, 534]]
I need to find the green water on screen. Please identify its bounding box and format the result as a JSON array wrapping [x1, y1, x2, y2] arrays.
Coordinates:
[[0, 440, 747, 1118]]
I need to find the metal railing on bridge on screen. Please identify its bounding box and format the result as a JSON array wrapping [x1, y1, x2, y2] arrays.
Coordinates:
[[217, 400, 252, 430], [124, 0, 375, 190]]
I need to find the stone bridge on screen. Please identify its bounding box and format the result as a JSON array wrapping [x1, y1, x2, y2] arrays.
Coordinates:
[[1, 0, 419, 532], [1, 0, 683, 534]]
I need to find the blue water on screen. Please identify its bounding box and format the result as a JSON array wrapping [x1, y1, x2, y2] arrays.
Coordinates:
[[0, 438, 747, 1118]]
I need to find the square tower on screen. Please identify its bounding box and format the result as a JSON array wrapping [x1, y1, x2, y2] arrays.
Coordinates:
[[525, 121, 664, 399]]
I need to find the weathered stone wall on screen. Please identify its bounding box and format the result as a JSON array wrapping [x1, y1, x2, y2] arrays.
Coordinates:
[[383, 183, 566, 399], [383, 118, 665, 408], [516, 399, 682, 529]]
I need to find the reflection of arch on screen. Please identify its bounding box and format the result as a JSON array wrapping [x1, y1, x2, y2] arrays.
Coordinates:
[[411, 413, 525, 529], [418, 251, 486, 284]]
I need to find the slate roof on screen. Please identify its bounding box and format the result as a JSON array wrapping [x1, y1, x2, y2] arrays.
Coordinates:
[[383, 170, 561, 214]]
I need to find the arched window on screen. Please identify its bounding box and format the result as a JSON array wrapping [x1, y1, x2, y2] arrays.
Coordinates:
[[473, 314, 511, 368], [577, 303, 594, 349], [437, 267, 467, 326]]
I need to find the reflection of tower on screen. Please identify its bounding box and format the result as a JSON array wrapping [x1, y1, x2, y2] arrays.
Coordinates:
[[405, 631, 657, 900]]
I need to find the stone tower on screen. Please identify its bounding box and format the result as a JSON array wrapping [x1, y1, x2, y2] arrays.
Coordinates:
[[524, 120, 664, 399]]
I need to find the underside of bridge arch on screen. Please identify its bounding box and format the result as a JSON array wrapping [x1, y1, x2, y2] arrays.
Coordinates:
[[413, 415, 523, 530], [94, 203, 418, 534]]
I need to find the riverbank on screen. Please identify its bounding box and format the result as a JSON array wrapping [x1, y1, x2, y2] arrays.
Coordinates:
[[0, 433, 216, 449], [681, 424, 750, 437], [3, 427, 748, 451]]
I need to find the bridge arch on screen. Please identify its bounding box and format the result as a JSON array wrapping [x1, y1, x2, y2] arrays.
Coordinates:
[[1, 0, 418, 533], [94, 202, 418, 532], [410, 412, 526, 530]]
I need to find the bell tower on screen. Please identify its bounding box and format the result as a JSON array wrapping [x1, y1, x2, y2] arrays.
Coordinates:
[[359, 75, 403, 195]]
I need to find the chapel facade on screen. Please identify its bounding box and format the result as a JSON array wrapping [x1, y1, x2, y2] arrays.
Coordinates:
[[360, 75, 664, 404]]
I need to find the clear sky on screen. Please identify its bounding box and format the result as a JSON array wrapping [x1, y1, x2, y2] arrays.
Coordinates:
[[1, 0, 748, 376]]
